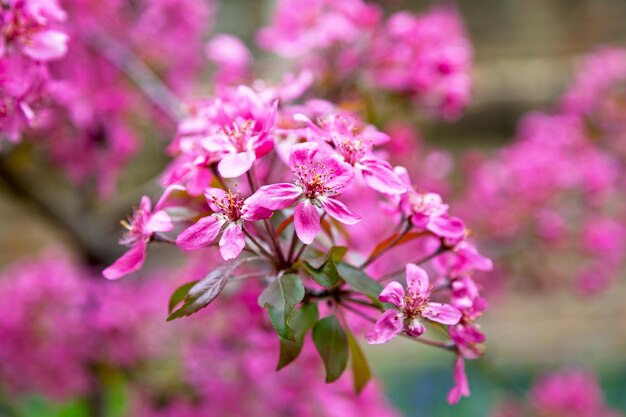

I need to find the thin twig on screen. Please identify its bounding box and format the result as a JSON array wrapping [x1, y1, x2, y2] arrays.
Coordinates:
[[360, 221, 412, 269]]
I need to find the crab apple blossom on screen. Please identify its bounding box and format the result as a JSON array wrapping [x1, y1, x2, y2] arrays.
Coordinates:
[[103, 193, 175, 280], [366, 264, 461, 344], [294, 113, 406, 194], [0, 0, 68, 62], [247, 141, 361, 244], [176, 188, 272, 260]]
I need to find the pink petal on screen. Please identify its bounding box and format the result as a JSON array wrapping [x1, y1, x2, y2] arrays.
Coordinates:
[[423, 302, 462, 325], [288, 142, 318, 172], [378, 281, 405, 308], [359, 157, 407, 194], [323, 158, 354, 191], [448, 357, 470, 405], [218, 150, 255, 178], [186, 166, 213, 196], [405, 318, 426, 337], [365, 310, 404, 344], [294, 200, 320, 244], [319, 197, 361, 225], [205, 187, 227, 212], [219, 223, 246, 260], [103, 240, 148, 280], [428, 215, 466, 240], [21, 30, 68, 61], [176, 216, 222, 250], [154, 184, 185, 212], [405, 263, 430, 298], [139, 196, 152, 214], [241, 202, 273, 221], [247, 183, 302, 210], [146, 210, 174, 233]]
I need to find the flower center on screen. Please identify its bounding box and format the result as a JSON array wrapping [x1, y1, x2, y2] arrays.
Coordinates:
[[335, 136, 372, 165], [221, 119, 255, 152], [211, 190, 244, 221], [402, 285, 433, 319], [292, 161, 335, 199], [120, 208, 149, 245]]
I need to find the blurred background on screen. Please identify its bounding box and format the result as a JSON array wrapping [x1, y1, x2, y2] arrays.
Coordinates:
[[1, 0, 626, 416]]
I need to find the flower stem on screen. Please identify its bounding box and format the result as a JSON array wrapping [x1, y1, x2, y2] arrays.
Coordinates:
[[378, 245, 449, 282], [242, 227, 274, 260], [360, 221, 412, 269]]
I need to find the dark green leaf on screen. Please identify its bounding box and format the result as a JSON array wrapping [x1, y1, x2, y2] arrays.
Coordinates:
[[312, 315, 349, 383], [277, 303, 319, 370], [347, 330, 371, 394], [258, 273, 305, 341], [167, 260, 240, 321], [337, 263, 383, 305], [303, 252, 340, 288], [168, 281, 198, 314]]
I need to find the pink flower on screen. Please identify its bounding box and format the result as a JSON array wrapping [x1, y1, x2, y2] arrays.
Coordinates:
[[205, 34, 251, 85], [103, 193, 175, 280], [1, 0, 68, 62], [365, 263, 461, 344], [176, 188, 271, 260], [447, 356, 470, 404], [247, 142, 361, 244], [531, 369, 619, 417], [396, 172, 466, 240], [168, 87, 277, 185], [295, 113, 406, 194]]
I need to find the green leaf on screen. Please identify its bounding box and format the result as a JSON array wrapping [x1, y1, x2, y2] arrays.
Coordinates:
[[347, 330, 371, 394], [329, 246, 348, 262], [167, 260, 240, 321], [258, 273, 305, 341], [337, 262, 383, 304], [303, 252, 341, 288], [312, 315, 349, 383], [277, 303, 319, 370], [168, 280, 198, 314]]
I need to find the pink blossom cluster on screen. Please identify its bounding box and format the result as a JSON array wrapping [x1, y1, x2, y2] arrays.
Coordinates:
[[0, 254, 401, 416], [490, 369, 622, 417], [456, 47, 626, 296], [258, 1, 472, 119], [105, 76, 491, 404], [0, 0, 68, 142], [368, 8, 473, 119], [1, 0, 213, 196], [0, 255, 167, 399]]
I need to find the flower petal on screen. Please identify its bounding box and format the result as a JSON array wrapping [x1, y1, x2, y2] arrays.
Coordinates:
[[218, 150, 255, 178], [219, 223, 246, 260], [448, 357, 470, 405], [146, 210, 174, 233], [247, 183, 302, 210], [428, 215, 466, 240], [21, 30, 68, 61], [294, 200, 320, 244], [365, 310, 404, 344], [359, 157, 407, 194], [405, 263, 430, 298], [176, 216, 222, 250], [378, 281, 405, 308], [319, 197, 361, 225], [103, 240, 148, 280], [323, 158, 354, 191], [423, 302, 462, 325], [288, 142, 318, 172]]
